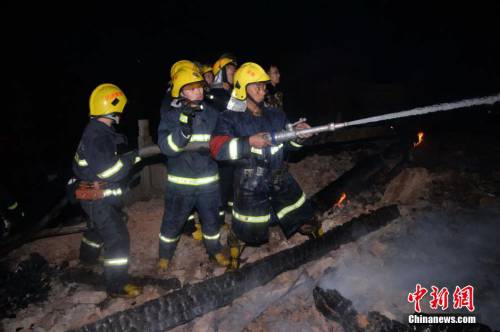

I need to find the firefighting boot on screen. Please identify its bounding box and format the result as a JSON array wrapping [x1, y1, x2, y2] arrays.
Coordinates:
[[191, 223, 203, 241], [212, 252, 230, 267], [110, 283, 142, 298], [298, 217, 324, 240], [157, 258, 170, 273], [227, 231, 245, 270]]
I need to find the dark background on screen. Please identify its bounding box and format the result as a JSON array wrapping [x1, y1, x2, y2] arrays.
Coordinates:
[[2, 1, 500, 216]]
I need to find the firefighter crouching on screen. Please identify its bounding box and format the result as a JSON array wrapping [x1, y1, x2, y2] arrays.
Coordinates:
[[209, 62, 323, 268], [72, 83, 141, 298], [157, 67, 230, 272]]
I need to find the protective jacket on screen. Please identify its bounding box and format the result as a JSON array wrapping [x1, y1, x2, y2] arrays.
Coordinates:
[[210, 105, 312, 244]]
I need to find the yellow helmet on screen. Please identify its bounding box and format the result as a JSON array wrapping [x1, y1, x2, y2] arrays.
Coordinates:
[[170, 60, 199, 78], [171, 68, 205, 98], [89, 83, 127, 117], [201, 64, 213, 75], [212, 57, 236, 76], [231, 62, 270, 100]]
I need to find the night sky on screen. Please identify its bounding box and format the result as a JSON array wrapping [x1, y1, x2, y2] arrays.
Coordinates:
[[3, 1, 500, 200]]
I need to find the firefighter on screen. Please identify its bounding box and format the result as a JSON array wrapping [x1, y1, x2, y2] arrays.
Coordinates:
[[209, 62, 323, 268], [208, 56, 238, 218], [157, 67, 230, 272], [265, 64, 284, 109], [201, 64, 214, 85], [72, 83, 141, 297], [160, 60, 206, 240]]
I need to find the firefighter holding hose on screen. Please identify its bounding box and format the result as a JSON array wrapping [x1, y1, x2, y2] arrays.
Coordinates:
[[157, 66, 230, 272], [209, 62, 323, 269], [72, 83, 141, 298]]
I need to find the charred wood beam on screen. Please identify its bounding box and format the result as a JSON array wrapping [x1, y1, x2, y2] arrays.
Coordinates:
[[314, 286, 493, 332], [0, 196, 68, 257], [74, 205, 400, 332], [312, 141, 409, 212]]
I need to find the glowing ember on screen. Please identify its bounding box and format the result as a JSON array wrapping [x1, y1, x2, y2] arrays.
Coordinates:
[[334, 192, 347, 208], [413, 131, 424, 147]]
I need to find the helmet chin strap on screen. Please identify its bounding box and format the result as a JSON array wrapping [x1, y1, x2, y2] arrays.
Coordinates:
[[101, 114, 120, 125]]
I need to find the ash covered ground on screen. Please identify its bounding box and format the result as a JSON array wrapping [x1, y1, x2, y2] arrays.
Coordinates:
[[1, 129, 500, 332]]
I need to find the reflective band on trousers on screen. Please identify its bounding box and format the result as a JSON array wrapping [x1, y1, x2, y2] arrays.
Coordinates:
[[270, 144, 284, 155], [74, 153, 88, 167], [98, 159, 124, 179], [229, 138, 239, 160], [218, 210, 225, 216], [277, 192, 306, 219], [232, 209, 270, 223], [8, 202, 18, 210], [167, 174, 219, 186], [167, 134, 182, 152], [227, 201, 233, 207], [159, 233, 180, 243], [103, 258, 128, 266], [290, 141, 302, 148], [102, 188, 123, 197], [190, 134, 211, 142], [203, 232, 220, 240], [82, 236, 102, 248]]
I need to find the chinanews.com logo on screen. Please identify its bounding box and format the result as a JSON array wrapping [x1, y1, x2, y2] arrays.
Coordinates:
[[406, 284, 477, 324]]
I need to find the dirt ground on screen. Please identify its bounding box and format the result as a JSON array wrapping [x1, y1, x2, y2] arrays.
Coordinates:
[[2, 130, 500, 331]]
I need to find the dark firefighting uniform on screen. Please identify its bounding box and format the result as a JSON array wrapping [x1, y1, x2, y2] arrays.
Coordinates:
[[210, 105, 314, 245], [207, 86, 234, 214], [73, 118, 137, 293], [157, 99, 223, 260]]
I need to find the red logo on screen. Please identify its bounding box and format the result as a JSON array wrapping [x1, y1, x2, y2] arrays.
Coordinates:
[[408, 284, 475, 313]]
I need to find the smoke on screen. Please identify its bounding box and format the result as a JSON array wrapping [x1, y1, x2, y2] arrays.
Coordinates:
[[319, 208, 500, 329]]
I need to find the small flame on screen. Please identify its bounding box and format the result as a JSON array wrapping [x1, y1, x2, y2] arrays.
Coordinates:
[[334, 192, 347, 208], [413, 131, 424, 147]]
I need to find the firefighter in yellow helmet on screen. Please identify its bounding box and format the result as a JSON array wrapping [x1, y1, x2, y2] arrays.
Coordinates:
[[210, 63, 323, 269], [156, 67, 230, 272], [201, 64, 214, 85], [72, 83, 142, 297]]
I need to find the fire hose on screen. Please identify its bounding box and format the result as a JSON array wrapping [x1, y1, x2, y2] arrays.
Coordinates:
[[265, 93, 500, 145]]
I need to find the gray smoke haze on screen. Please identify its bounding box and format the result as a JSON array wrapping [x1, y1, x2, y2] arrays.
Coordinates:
[[319, 208, 500, 329]]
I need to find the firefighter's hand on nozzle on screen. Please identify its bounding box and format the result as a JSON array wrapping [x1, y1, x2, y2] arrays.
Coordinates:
[[295, 122, 313, 138], [249, 132, 271, 148]]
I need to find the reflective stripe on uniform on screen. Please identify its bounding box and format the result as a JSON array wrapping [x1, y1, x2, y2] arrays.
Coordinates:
[[74, 153, 88, 167], [134, 156, 141, 164], [203, 232, 220, 240], [103, 257, 128, 266], [290, 141, 302, 148], [159, 233, 180, 243], [167, 174, 219, 186], [7, 202, 18, 210], [82, 236, 102, 248], [251, 147, 263, 155], [102, 188, 123, 197], [227, 201, 233, 207], [218, 210, 225, 216], [270, 144, 284, 155], [167, 134, 182, 152], [277, 192, 306, 219], [229, 138, 239, 160], [187, 214, 195, 221], [179, 113, 189, 124], [98, 159, 124, 179], [190, 134, 211, 142], [232, 209, 270, 223]]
